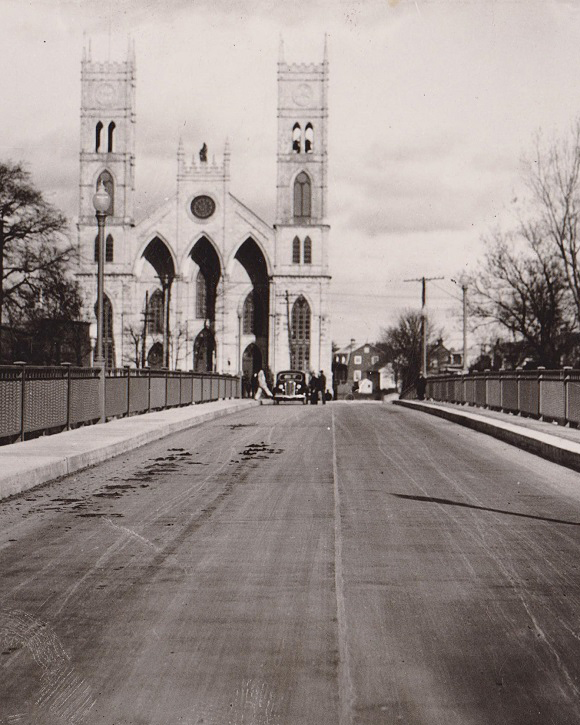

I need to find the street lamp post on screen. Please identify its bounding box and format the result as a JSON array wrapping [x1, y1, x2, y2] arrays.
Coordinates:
[[93, 181, 111, 423]]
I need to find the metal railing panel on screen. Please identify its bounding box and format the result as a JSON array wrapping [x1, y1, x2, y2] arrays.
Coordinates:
[[567, 377, 580, 425], [69, 370, 100, 424], [193, 375, 203, 403], [501, 377, 518, 412], [166, 376, 180, 407], [465, 378, 475, 404], [519, 376, 539, 416], [0, 371, 22, 438], [487, 378, 501, 408], [202, 376, 212, 401], [219, 377, 226, 399], [181, 375, 193, 406], [149, 374, 166, 410], [24, 368, 68, 433], [540, 375, 566, 421], [129, 373, 149, 414], [105, 374, 128, 418], [475, 378, 486, 406]]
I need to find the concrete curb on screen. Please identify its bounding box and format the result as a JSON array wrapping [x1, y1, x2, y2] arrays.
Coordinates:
[[0, 399, 255, 501], [393, 399, 580, 474]]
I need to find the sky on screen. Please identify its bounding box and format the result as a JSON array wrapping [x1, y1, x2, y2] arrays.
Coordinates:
[[2, 0, 580, 355]]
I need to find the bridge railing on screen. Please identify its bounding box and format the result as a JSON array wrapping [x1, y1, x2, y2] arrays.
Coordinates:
[[0, 365, 241, 444], [401, 369, 580, 428]]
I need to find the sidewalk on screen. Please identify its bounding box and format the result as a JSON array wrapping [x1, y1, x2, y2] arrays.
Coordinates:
[[393, 398, 580, 474], [0, 399, 255, 501]]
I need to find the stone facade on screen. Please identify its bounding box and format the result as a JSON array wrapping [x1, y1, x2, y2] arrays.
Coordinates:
[[76, 40, 331, 383]]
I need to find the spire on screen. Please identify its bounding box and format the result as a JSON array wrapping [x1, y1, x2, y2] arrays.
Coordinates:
[[279, 35, 285, 64], [323, 33, 328, 64]]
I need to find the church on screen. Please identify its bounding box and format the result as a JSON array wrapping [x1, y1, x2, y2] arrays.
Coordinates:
[[75, 40, 332, 385]]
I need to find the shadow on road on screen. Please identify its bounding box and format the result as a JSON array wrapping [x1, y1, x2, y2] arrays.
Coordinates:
[[390, 493, 580, 527]]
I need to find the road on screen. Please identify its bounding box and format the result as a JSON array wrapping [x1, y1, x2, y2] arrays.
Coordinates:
[[2, 402, 580, 724]]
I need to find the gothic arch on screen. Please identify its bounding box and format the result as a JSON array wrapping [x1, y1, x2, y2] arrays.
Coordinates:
[[93, 293, 116, 369], [180, 233, 224, 279], [189, 236, 222, 325], [107, 122, 116, 152], [193, 327, 215, 373], [95, 121, 103, 152], [293, 171, 312, 220], [133, 233, 177, 278], [96, 169, 115, 216], [233, 237, 270, 371], [292, 123, 302, 153], [305, 123, 314, 153], [290, 295, 311, 372]]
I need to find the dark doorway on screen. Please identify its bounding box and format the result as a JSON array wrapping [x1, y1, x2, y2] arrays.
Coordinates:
[[147, 342, 163, 369], [235, 238, 269, 372], [194, 327, 215, 372]]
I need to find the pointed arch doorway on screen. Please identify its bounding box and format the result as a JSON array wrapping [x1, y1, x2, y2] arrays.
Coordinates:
[[194, 326, 215, 372]]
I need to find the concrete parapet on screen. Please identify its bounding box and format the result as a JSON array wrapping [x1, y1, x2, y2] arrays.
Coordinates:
[[393, 399, 580, 474]]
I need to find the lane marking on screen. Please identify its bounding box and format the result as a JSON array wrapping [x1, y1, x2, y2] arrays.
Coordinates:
[[331, 407, 354, 725]]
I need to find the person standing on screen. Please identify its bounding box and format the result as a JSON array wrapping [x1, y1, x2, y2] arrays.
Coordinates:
[[318, 370, 327, 405], [309, 371, 319, 405], [255, 368, 272, 404]]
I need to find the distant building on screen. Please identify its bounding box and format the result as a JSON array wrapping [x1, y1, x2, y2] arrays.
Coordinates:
[[332, 342, 386, 398], [428, 338, 463, 374]]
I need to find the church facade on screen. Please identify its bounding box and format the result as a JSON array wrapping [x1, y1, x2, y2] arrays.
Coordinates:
[[76, 41, 331, 384]]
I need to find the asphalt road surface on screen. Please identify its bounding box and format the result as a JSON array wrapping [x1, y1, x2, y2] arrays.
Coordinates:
[[3, 402, 580, 725]]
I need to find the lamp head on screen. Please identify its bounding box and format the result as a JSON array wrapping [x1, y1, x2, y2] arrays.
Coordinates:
[[93, 181, 111, 213]]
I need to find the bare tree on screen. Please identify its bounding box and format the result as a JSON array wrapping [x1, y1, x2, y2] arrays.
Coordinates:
[[379, 310, 435, 391], [124, 324, 143, 368], [467, 229, 575, 368], [525, 121, 580, 325], [0, 161, 80, 360]]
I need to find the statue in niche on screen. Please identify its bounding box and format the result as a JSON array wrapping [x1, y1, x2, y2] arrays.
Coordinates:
[[199, 143, 208, 162]]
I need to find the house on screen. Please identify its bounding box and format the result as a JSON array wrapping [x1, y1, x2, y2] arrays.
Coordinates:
[[332, 342, 386, 398], [428, 338, 463, 374]]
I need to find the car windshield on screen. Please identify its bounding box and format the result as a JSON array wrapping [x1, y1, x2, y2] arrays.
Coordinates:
[[277, 372, 303, 382]]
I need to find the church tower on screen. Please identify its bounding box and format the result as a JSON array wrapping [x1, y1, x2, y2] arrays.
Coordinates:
[[76, 42, 136, 366], [271, 38, 331, 378]]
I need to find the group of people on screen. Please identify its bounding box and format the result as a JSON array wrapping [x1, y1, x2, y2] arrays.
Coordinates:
[[308, 370, 327, 405], [250, 368, 329, 404]]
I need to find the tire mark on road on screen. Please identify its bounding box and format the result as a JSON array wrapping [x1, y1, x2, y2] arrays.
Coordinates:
[[331, 407, 354, 725]]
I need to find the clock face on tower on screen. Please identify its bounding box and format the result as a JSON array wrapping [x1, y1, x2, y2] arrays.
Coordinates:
[[190, 195, 216, 219], [292, 83, 312, 107], [95, 82, 116, 107]]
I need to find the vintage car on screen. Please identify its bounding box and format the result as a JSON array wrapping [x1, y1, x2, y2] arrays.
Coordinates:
[[272, 370, 309, 404]]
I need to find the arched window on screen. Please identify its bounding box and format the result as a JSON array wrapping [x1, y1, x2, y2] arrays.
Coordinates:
[[292, 236, 301, 264], [147, 289, 164, 334], [93, 233, 114, 263], [96, 170, 114, 216], [243, 292, 254, 334], [196, 269, 207, 319], [107, 122, 116, 152], [291, 295, 311, 372], [305, 123, 314, 153], [294, 172, 311, 220], [94, 295, 116, 368], [303, 236, 312, 264], [95, 122, 103, 152], [292, 123, 301, 153]]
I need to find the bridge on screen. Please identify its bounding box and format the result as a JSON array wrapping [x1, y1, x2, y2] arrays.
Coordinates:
[[2, 372, 580, 724]]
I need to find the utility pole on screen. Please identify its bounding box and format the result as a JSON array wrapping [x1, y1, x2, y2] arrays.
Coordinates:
[[404, 276, 444, 376], [451, 278, 469, 372], [462, 283, 468, 372]]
